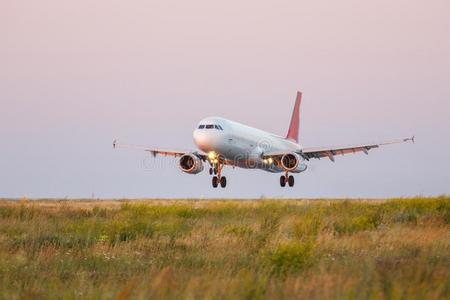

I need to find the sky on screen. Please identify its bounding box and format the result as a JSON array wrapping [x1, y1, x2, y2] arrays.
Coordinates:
[[1, 0, 449, 199]]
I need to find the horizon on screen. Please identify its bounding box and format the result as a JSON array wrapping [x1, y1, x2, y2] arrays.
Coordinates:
[[2, 196, 449, 202]]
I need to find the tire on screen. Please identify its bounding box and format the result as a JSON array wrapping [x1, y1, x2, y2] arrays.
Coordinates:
[[220, 176, 227, 188], [280, 175, 286, 187], [209, 168, 213, 175], [288, 175, 295, 187], [214, 168, 218, 175], [212, 176, 218, 188]]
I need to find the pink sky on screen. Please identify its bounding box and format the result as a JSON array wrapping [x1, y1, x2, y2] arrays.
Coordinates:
[[1, 0, 449, 198]]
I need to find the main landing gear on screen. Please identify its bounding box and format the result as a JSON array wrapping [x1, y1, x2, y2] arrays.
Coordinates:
[[212, 175, 226, 188], [280, 173, 295, 187], [210, 161, 227, 188]]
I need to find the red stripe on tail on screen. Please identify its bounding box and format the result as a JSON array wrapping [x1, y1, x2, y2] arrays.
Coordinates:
[[285, 91, 302, 143]]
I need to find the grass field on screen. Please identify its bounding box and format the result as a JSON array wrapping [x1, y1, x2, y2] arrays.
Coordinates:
[[0, 197, 449, 299]]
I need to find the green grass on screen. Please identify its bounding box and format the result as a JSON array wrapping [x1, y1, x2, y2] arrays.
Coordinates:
[[0, 197, 449, 299]]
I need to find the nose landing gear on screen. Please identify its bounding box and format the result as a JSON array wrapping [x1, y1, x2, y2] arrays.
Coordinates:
[[211, 159, 227, 188]]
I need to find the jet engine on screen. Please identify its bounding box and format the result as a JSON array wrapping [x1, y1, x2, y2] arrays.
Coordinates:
[[179, 154, 204, 174], [280, 153, 307, 173]]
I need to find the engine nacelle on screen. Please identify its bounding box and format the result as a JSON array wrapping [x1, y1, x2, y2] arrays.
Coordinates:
[[179, 154, 204, 174], [281, 153, 307, 173]]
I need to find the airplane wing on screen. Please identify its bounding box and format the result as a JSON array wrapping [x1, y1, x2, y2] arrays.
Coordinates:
[[112, 140, 206, 159], [301, 136, 415, 162], [261, 136, 414, 162]]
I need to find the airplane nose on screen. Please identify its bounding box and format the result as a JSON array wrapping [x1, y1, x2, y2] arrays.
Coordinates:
[[193, 130, 210, 150], [193, 130, 219, 152]]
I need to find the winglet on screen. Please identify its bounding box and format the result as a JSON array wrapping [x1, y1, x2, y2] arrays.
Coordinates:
[[404, 136, 415, 144], [285, 91, 302, 143]]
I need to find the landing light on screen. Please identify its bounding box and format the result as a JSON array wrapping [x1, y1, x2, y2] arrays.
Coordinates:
[[263, 158, 273, 164], [208, 151, 216, 160]]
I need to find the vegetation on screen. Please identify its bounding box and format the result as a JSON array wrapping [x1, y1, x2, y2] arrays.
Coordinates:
[[0, 197, 449, 299]]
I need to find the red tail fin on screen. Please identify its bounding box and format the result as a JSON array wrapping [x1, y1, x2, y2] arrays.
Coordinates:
[[285, 91, 302, 143]]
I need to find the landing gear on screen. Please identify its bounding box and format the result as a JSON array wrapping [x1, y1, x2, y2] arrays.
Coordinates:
[[288, 175, 295, 187], [211, 175, 227, 188], [220, 176, 227, 188], [209, 167, 219, 175], [280, 174, 295, 187], [212, 176, 219, 188], [210, 158, 227, 188]]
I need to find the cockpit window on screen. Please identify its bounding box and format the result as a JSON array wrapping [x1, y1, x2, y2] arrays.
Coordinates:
[[199, 124, 224, 130]]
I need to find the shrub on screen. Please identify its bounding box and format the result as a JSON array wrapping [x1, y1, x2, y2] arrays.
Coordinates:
[[0, 205, 38, 220], [393, 210, 418, 225], [436, 201, 450, 224], [120, 204, 204, 219], [224, 225, 254, 238], [331, 207, 384, 235], [269, 241, 315, 274], [108, 220, 155, 245], [153, 219, 193, 240], [293, 215, 322, 241]]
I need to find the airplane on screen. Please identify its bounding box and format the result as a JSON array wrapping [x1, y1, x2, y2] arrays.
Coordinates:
[[113, 92, 414, 188]]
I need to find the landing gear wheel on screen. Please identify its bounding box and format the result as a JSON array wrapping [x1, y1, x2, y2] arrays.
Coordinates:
[[214, 168, 218, 175], [212, 176, 219, 188], [209, 168, 213, 175], [220, 176, 227, 188], [288, 175, 295, 187], [280, 176, 286, 187]]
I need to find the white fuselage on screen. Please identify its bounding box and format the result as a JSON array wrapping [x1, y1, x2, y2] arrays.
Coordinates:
[[193, 117, 305, 173]]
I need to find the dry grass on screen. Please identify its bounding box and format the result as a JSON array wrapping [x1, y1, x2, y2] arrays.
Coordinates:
[[0, 197, 449, 299]]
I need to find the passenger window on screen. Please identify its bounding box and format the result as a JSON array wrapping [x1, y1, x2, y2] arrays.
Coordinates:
[[198, 125, 205, 129], [205, 125, 214, 129]]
